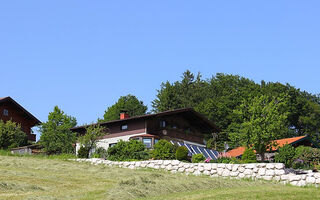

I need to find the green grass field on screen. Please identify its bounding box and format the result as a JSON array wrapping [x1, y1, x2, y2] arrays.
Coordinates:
[[0, 155, 319, 200]]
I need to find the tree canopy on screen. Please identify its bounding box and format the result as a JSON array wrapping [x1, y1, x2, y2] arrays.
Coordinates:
[[152, 70, 320, 149], [39, 106, 77, 154], [101, 94, 148, 122], [0, 120, 27, 149]]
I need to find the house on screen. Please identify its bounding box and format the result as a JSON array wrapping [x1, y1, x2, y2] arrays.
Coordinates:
[[226, 135, 319, 160], [0, 97, 41, 141], [71, 108, 220, 159]]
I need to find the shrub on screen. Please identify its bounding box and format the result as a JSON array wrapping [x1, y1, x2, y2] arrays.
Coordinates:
[[94, 147, 108, 159], [192, 154, 205, 163], [274, 144, 295, 167], [0, 120, 28, 149], [175, 146, 188, 161], [241, 147, 256, 162], [151, 140, 175, 160], [107, 140, 146, 161], [78, 146, 89, 158], [292, 146, 320, 169]]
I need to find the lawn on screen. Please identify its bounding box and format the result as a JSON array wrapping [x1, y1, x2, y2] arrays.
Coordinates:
[[0, 155, 319, 200]]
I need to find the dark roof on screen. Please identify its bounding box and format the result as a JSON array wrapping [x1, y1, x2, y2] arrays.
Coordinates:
[[0, 97, 41, 125], [71, 108, 219, 132]]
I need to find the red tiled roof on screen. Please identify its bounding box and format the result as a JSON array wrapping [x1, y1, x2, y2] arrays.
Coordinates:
[[226, 135, 308, 158]]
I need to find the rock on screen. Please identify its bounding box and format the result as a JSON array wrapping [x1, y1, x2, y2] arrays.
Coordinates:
[[217, 168, 224, 175], [211, 163, 218, 169], [266, 164, 275, 169], [165, 165, 172, 171], [210, 169, 217, 175], [258, 168, 266, 176], [163, 160, 171, 166], [198, 167, 204, 172], [281, 175, 289, 180], [238, 173, 245, 178], [288, 175, 301, 182], [193, 170, 201, 176], [217, 164, 226, 168], [274, 176, 281, 181], [226, 164, 232, 170], [262, 176, 273, 181], [245, 164, 256, 169], [306, 177, 316, 184], [238, 167, 245, 173], [265, 170, 275, 176], [275, 170, 285, 176], [253, 168, 259, 173], [172, 160, 180, 166], [128, 165, 135, 169], [204, 164, 212, 171], [203, 170, 211, 176], [178, 167, 185, 173], [186, 168, 195, 173], [298, 180, 307, 186], [244, 169, 253, 175], [275, 163, 285, 169], [230, 171, 239, 177], [314, 173, 320, 179], [257, 163, 266, 168], [290, 181, 299, 186], [222, 169, 230, 177], [232, 165, 239, 172]]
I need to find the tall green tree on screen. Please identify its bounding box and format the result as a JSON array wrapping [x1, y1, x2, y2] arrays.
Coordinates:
[[39, 106, 77, 154], [0, 120, 27, 149], [229, 95, 289, 160], [102, 94, 147, 122]]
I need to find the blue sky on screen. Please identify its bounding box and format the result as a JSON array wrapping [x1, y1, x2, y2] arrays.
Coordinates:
[[1, 1, 319, 140]]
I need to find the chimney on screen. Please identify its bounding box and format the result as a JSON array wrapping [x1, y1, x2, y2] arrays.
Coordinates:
[[120, 112, 130, 120]]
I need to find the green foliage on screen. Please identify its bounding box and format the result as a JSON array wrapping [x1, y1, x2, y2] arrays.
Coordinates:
[[78, 124, 107, 158], [229, 95, 288, 160], [191, 153, 205, 163], [0, 120, 27, 149], [94, 147, 108, 159], [77, 146, 89, 158], [175, 146, 188, 161], [292, 146, 320, 169], [101, 94, 148, 122], [241, 148, 256, 162], [107, 140, 146, 161], [274, 144, 296, 167], [151, 139, 176, 160], [152, 70, 320, 147], [39, 106, 77, 154]]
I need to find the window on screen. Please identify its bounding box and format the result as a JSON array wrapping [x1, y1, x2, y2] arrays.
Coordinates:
[[121, 124, 128, 131], [154, 139, 159, 144], [3, 109, 8, 116], [142, 138, 152, 148], [109, 143, 117, 147], [160, 120, 166, 128]]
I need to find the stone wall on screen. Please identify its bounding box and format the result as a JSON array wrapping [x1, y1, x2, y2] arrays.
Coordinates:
[[74, 158, 320, 187]]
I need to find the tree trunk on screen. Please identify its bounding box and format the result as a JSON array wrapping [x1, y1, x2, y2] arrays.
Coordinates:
[[259, 152, 265, 161]]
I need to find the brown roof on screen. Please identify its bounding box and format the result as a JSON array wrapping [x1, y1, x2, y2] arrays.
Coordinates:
[[0, 96, 41, 125], [71, 108, 219, 132], [226, 135, 309, 157]]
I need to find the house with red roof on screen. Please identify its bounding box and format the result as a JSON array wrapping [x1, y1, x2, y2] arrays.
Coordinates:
[[226, 135, 319, 160], [0, 97, 41, 141]]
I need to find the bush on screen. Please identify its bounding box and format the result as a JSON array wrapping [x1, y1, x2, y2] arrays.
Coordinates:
[[0, 120, 28, 149], [292, 146, 320, 169], [192, 154, 205, 163], [107, 140, 146, 161], [78, 146, 89, 158], [274, 144, 295, 168], [94, 147, 108, 159], [151, 140, 176, 160], [241, 147, 256, 162], [175, 146, 188, 161]]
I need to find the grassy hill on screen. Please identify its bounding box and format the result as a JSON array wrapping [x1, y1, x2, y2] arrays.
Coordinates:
[[0, 155, 319, 200]]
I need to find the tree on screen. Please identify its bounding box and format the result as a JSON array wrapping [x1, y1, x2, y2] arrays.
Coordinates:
[[101, 94, 147, 122], [39, 106, 77, 154], [0, 120, 27, 149], [78, 124, 106, 158], [229, 95, 288, 160]]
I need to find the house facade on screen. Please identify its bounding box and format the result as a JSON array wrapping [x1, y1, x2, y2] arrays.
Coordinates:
[[0, 97, 41, 141], [71, 108, 220, 159]]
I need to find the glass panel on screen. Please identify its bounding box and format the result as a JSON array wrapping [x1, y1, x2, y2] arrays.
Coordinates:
[[154, 139, 159, 144], [121, 124, 128, 130], [143, 138, 152, 148]]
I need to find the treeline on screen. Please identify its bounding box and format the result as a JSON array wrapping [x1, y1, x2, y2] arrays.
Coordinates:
[[152, 70, 320, 150]]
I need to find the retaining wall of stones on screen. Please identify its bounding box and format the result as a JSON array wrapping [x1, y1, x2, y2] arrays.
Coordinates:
[[74, 158, 320, 187]]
